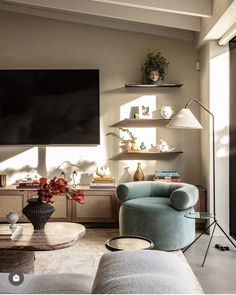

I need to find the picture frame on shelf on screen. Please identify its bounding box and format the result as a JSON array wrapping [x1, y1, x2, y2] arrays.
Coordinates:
[[139, 105, 152, 119]]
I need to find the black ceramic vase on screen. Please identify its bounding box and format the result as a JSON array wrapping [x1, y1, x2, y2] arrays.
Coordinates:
[[22, 198, 55, 230]]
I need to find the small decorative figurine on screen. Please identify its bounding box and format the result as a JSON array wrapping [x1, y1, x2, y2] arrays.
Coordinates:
[[96, 165, 111, 178], [158, 139, 175, 152], [140, 142, 146, 150], [149, 144, 159, 152]]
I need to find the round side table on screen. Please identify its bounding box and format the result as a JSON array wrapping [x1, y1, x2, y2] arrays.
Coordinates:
[[105, 235, 154, 251]]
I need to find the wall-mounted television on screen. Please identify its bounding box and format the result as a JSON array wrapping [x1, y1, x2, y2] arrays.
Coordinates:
[[0, 69, 100, 145]]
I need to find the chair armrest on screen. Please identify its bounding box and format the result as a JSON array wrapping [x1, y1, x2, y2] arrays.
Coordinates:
[[116, 182, 153, 202], [170, 184, 198, 210]]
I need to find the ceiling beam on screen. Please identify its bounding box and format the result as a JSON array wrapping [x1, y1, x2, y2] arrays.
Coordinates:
[[91, 0, 213, 18], [0, 5, 194, 41], [196, 0, 236, 47], [0, 0, 201, 31]]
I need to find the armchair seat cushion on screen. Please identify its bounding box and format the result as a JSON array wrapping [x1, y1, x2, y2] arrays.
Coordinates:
[[123, 197, 171, 213]]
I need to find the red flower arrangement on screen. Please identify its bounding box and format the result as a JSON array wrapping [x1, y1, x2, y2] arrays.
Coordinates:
[[37, 177, 85, 204]]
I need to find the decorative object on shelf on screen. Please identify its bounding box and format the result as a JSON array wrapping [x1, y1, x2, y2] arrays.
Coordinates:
[[134, 113, 139, 119], [133, 162, 145, 181], [118, 167, 133, 184], [160, 106, 174, 119], [22, 177, 85, 230], [139, 105, 152, 119], [120, 128, 140, 151], [158, 139, 175, 152], [0, 174, 7, 187], [149, 144, 159, 152], [130, 137, 139, 151], [54, 161, 80, 186], [6, 212, 19, 228], [154, 171, 181, 183], [106, 128, 139, 152], [140, 142, 146, 150], [129, 106, 139, 119], [90, 174, 116, 189], [96, 165, 111, 178], [141, 49, 169, 84], [106, 131, 131, 152], [79, 173, 94, 185]]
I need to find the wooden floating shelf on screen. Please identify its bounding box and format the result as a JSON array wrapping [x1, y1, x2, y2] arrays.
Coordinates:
[[110, 118, 171, 128], [109, 151, 183, 161], [125, 83, 183, 88]]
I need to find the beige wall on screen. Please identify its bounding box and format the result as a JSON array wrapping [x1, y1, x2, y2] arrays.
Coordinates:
[[0, 11, 200, 185]]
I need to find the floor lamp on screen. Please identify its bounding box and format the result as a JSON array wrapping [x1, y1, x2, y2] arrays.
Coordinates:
[[167, 98, 236, 267]]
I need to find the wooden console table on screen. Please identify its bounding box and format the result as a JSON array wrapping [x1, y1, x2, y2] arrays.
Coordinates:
[[0, 222, 85, 273], [0, 186, 119, 225]]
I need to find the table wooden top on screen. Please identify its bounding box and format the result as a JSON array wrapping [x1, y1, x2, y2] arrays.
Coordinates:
[[0, 222, 86, 251]]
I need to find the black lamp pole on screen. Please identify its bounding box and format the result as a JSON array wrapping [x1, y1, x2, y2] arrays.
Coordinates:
[[182, 98, 236, 267]]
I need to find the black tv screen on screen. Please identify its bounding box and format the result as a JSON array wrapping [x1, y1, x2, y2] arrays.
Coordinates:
[[0, 69, 100, 145]]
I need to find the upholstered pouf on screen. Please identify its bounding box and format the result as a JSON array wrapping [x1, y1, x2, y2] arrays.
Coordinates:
[[92, 250, 203, 294], [116, 181, 198, 251]]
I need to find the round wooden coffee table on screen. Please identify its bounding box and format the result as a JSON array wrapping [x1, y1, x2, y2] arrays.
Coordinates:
[[0, 222, 86, 273], [105, 235, 154, 251]]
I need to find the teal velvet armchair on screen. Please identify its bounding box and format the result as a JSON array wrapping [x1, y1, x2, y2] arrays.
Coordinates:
[[116, 181, 198, 251]]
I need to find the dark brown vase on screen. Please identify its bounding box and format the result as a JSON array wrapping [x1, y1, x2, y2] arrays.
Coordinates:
[[22, 198, 55, 230], [133, 162, 145, 181]]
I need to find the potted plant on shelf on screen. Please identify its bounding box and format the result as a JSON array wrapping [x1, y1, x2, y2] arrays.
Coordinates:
[[22, 177, 85, 230], [141, 49, 169, 84]]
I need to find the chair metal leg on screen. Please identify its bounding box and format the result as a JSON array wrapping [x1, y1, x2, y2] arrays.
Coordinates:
[[202, 222, 217, 267]]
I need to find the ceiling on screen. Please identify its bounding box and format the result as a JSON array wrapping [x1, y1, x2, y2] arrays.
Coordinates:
[[0, 0, 235, 44]]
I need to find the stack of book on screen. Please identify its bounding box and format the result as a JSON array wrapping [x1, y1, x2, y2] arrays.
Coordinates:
[[153, 171, 181, 182], [16, 181, 40, 189], [0, 225, 23, 240], [90, 177, 117, 189]]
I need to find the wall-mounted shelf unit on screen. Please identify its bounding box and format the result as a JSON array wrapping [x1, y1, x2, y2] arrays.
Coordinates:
[[110, 118, 170, 128], [125, 83, 183, 88], [109, 151, 183, 161]]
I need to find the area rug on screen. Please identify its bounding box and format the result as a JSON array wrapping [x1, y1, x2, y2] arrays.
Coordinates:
[[35, 228, 203, 293], [35, 229, 118, 276]]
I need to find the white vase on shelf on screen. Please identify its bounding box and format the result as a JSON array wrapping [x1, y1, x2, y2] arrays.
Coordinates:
[[118, 167, 133, 184]]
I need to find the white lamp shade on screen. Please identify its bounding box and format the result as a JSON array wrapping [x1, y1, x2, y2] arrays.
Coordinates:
[[167, 108, 203, 129]]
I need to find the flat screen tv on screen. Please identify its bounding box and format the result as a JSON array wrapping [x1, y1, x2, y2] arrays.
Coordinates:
[[0, 69, 100, 145]]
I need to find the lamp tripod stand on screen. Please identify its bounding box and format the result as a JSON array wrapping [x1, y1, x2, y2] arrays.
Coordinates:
[[168, 98, 236, 267]]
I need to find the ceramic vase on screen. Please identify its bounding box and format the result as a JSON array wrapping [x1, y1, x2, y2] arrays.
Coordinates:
[[130, 138, 138, 150], [6, 212, 19, 228], [133, 162, 145, 181], [22, 198, 55, 230], [160, 106, 174, 119], [118, 167, 133, 184]]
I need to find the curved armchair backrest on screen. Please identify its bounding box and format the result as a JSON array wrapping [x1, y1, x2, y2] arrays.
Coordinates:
[[116, 181, 198, 210]]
